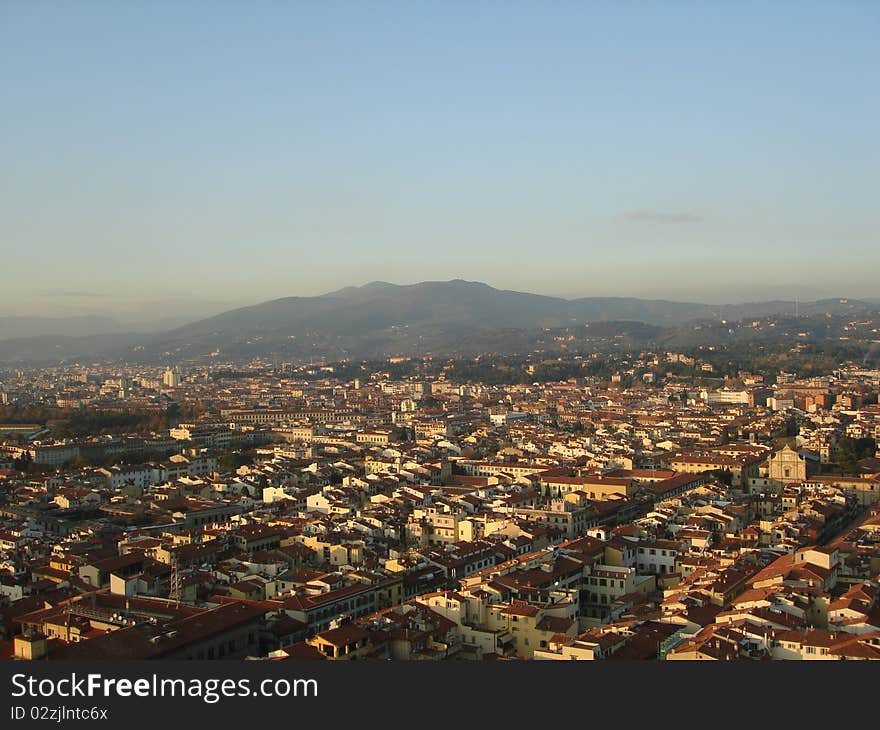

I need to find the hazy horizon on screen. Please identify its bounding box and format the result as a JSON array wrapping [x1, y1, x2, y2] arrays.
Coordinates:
[[2, 278, 878, 332], [3, 2, 878, 322]]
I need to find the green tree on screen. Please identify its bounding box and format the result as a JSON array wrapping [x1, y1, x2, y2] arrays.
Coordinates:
[[834, 436, 877, 466], [219, 450, 254, 472]]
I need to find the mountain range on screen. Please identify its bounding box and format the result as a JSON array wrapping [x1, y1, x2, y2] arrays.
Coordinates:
[[0, 280, 878, 365]]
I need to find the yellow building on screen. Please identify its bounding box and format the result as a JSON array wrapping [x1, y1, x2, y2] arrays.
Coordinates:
[[307, 623, 375, 660]]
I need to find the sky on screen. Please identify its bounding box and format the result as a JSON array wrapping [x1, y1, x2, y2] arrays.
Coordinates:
[[2, 1, 879, 326]]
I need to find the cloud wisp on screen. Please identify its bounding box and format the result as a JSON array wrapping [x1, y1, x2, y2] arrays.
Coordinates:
[[622, 210, 703, 224]]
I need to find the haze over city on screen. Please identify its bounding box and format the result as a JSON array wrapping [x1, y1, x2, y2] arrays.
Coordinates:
[[2, 1, 879, 324]]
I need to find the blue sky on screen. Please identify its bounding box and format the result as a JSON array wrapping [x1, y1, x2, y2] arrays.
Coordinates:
[[2, 1, 878, 323]]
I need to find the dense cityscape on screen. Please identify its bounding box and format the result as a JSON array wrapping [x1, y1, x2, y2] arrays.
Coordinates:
[[4, 9, 879, 730], [2, 326, 879, 662]]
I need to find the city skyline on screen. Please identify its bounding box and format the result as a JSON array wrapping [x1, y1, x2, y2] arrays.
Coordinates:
[[2, 340, 880, 664], [3, 1, 879, 320]]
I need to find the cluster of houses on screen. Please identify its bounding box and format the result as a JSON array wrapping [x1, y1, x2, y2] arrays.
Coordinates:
[[1, 362, 879, 660]]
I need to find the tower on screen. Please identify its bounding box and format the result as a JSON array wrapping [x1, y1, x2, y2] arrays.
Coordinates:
[[164, 367, 182, 388], [169, 556, 181, 606]]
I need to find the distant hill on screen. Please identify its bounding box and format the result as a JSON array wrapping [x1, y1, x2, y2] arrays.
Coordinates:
[[147, 280, 698, 360], [164, 280, 877, 339], [0, 281, 877, 364]]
